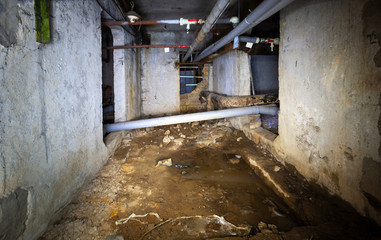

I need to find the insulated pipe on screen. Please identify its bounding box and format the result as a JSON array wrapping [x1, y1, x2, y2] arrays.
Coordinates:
[[194, 0, 295, 62], [182, 0, 232, 62], [104, 106, 278, 132]]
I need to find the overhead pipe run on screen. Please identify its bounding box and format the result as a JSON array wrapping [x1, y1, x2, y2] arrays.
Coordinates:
[[104, 106, 279, 133], [194, 0, 295, 62], [182, 0, 232, 63], [104, 45, 189, 50], [102, 18, 238, 27]]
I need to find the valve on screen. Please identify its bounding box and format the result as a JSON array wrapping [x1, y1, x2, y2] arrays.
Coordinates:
[[180, 18, 200, 34]]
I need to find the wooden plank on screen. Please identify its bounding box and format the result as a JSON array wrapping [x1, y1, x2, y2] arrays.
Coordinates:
[[35, 0, 50, 43]]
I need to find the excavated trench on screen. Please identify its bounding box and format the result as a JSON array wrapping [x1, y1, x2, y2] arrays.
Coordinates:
[[40, 120, 381, 240]]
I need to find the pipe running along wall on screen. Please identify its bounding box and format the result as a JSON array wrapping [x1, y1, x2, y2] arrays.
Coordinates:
[[105, 106, 278, 132], [182, 0, 232, 62], [194, 0, 295, 62]]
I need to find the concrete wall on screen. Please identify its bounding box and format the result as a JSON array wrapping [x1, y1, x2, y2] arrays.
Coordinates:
[[0, 1, 107, 239], [213, 50, 251, 96], [112, 27, 141, 122], [275, 0, 381, 225], [212, 50, 252, 131], [140, 32, 192, 116]]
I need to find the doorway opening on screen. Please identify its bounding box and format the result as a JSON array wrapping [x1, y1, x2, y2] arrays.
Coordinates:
[[179, 52, 203, 94]]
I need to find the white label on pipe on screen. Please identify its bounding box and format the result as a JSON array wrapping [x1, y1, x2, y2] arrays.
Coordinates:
[[164, 48, 170, 53], [246, 42, 253, 48], [233, 36, 239, 49]]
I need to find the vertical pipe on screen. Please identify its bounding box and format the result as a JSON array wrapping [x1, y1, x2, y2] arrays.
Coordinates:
[[182, 0, 232, 62]]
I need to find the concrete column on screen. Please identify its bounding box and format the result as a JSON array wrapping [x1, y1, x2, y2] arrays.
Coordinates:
[[110, 26, 127, 122]]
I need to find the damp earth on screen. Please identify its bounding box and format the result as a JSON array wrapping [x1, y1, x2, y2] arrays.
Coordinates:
[[40, 120, 381, 240]]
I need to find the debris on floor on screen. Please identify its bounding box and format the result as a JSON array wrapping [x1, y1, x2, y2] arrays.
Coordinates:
[[39, 119, 381, 240], [115, 212, 251, 239], [155, 158, 172, 167]]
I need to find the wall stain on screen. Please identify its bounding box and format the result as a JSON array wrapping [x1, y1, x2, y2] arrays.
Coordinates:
[[343, 147, 354, 161], [362, 0, 381, 67]]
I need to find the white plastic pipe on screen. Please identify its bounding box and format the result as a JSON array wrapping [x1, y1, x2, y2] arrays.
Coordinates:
[[105, 106, 278, 133]]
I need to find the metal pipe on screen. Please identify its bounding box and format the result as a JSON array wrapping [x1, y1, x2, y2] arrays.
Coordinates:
[[102, 20, 180, 26], [104, 45, 189, 50], [239, 36, 260, 43], [105, 106, 278, 132], [182, 0, 232, 62], [194, 0, 294, 62], [102, 18, 236, 26]]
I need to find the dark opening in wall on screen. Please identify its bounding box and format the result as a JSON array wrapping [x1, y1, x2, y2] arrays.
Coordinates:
[[179, 52, 203, 94], [101, 26, 114, 128], [249, 12, 280, 134]]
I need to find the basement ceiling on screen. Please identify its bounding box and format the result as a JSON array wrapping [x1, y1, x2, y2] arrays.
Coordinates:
[[128, 0, 267, 33], [133, 0, 221, 20]]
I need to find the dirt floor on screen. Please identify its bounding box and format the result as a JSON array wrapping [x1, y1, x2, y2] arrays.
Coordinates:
[[40, 119, 381, 240]]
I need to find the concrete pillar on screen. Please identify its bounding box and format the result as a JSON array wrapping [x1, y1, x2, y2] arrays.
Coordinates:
[[110, 26, 127, 122]]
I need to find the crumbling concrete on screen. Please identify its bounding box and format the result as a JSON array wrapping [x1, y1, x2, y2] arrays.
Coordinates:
[[0, 1, 107, 238]]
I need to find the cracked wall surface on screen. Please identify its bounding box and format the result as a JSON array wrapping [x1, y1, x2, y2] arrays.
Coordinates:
[[276, 0, 381, 225], [0, 1, 107, 239]]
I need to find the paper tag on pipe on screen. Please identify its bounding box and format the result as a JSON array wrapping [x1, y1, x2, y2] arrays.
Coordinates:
[[233, 36, 239, 49], [246, 42, 253, 48], [164, 48, 170, 53]]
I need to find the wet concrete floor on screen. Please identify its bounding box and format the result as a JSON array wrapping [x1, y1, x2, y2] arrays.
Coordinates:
[[40, 120, 381, 240]]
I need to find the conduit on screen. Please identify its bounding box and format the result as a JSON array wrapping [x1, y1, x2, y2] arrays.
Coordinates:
[[194, 0, 295, 62], [104, 106, 278, 133], [182, 0, 232, 62]]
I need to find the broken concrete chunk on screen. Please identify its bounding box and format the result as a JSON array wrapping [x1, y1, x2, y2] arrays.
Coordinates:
[[237, 137, 243, 142], [169, 136, 175, 140], [164, 130, 170, 135], [174, 138, 184, 145], [155, 158, 172, 167], [229, 158, 241, 164], [191, 121, 200, 127], [180, 134, 186, 138], [163, 135, 171, 144], [274, 166, 281, 172]]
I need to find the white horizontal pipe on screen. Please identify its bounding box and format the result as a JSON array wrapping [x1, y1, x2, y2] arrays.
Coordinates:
[[105, 106, 278, 133], [157, 19, 180, 24]]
